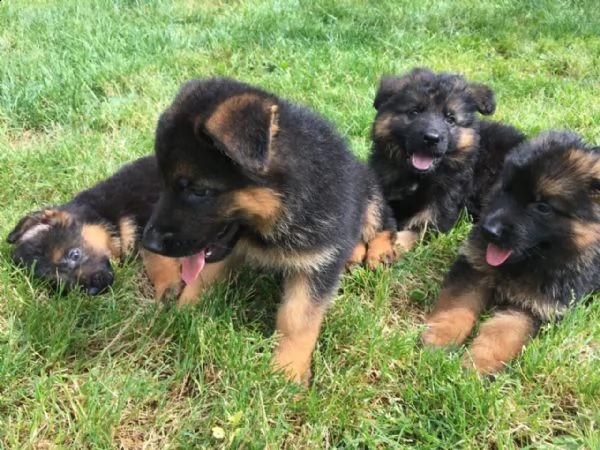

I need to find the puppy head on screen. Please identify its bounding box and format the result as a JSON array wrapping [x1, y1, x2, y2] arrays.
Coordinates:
[[142, 79, 283, 284], [372, 68, 495, 173], [478, 131, 600, 267], [7, 208, 115, 295]]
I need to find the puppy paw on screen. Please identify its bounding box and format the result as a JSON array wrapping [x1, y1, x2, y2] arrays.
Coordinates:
[[346, 242, 367, 269], [364, 231, 396, 269]]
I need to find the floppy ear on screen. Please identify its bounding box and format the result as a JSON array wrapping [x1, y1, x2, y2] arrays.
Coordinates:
[[374, 68, 434, 110], [6, 209, 70, 244], [374, 76, 404, 110], [202, 94, 279, 175], [466, 82, 496, 115]]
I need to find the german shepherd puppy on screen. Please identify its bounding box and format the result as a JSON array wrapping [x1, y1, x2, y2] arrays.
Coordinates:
[[141, 77, 394, 383], [369, 68, 525, 253], [7, 156, 189, 299], [422, 131, 600, 374]]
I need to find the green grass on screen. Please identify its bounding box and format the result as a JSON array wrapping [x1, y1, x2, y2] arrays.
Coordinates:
[[1, 0, 599, 447]]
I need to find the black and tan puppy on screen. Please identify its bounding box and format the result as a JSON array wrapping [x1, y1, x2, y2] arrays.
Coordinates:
[[369, 68, 525, 254], [7, 156, 190, 299], [142, 77, 393, 383], [422, 131, 600, 374]]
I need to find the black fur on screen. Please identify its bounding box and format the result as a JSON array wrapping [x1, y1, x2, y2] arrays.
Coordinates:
[[141, 77, 387, 382], [369, 68, 526, 234], [7, 156, 160, 294]]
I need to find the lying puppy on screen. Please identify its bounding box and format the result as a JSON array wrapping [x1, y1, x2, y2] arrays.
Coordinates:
[[7, 156, 192, 299], [422, 131, 600, 374], [142, 77, 394, 383], [369, 68, 525, 253]]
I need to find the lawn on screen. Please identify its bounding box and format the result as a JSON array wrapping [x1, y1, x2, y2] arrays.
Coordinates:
[[1, 0, 599, 448]]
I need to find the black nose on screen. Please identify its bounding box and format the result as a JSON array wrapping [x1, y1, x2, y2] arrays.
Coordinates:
[[86, 270, 114, 295], [423, 131, 441, 145], [481, 217, 503, 240], [142, 225, 169, 254]]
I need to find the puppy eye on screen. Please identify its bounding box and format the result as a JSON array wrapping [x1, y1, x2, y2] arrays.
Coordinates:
[[533, 202, 552, 215], [190, 187, 216, 198], [408, 108, 421, 118], [444, 112, 456, 125], [66, 248, 82, 262]]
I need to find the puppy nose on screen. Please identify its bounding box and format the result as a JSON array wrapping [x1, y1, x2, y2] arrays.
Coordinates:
[[142, 225, 171, 254], [481, 218, 503, 240], [86, 271, 113, 295], [423, 131, 441, 145]]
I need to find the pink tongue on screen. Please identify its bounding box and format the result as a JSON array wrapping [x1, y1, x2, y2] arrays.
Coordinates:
[[411, 153, 435, 170], [486, 243, 513, 266], [181, 251, 206, 285]]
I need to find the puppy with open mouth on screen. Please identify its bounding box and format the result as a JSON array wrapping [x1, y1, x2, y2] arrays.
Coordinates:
[[141, 77, 394, 384], [369, 68, 525, 255], [422, 131, 600, 374]]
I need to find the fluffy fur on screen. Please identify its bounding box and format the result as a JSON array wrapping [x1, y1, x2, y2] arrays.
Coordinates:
[[422, 131, 600, 374], [369, 68, 525, 253]]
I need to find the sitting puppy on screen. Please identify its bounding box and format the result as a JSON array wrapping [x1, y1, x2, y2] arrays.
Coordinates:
[[142, 77, 394, 383], [369, 68, 525, 253], [422, 131, 600, 374], [7, 156, 192, 300]]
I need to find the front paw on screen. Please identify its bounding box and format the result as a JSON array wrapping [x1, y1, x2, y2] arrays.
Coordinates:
[[346, 242, 367, 269], [365, 231, 396, 269]]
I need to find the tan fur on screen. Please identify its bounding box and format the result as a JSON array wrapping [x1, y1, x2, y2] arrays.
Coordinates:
[[572, 220, 600, 249], [373, 114, 393, 140], [81, 224, 114, 257], [406, 207, 434, 231], [347, 242, 367, 267], [422, 284, 489, 347], [361, 200, 382, 242], [229, 187, 282, 235], [177, 258, 231, 306], [272, 273, 326, 384], [395, 229, 419, 252], [205, 93, 262, 139], [118, 217, 137, 258], [462, 309, 535, 374], [497, 282, 567, 322], [43, 208, 72, 226], [457, 128, 476, 150], [141, 251, 182, 300], [236, 239, 337, 274], [365, 231, 396, 269]]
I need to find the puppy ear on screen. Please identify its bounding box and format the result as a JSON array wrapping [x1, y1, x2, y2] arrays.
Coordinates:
[[374, 68, 434, 110], [202, 94, 279, 174], [466, 82, 496, 115], [6, 209, 70, 244], [374, 77, 403, 110]]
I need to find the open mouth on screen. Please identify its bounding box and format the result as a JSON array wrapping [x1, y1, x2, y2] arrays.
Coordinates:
[[180, 223, 242, 285], [410, 152, 436, 171], [485, 243, 513, 267]]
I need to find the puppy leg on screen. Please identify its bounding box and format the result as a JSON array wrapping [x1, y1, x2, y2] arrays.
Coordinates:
[[177, 258, 231, 306], [422, 256, 489, 347], [365, 230, 396, 269], [462, 308, 537, 374], [141, 250, 181, 301], [395, 229, 419, 253], [346, 241, 367, 268], [272, 272, 327, 385]]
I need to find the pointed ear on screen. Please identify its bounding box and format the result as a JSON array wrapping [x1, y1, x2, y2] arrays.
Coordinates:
[[6, 209, 70, 244], [202, 94, 280, 174], [466, 82, 496, 115]]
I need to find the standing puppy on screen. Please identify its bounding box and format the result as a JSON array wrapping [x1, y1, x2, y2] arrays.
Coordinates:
[[369, 68, 525, 254], [423, 131, 600, 374], [142, 78, 391, 383]]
